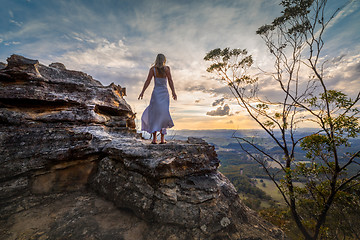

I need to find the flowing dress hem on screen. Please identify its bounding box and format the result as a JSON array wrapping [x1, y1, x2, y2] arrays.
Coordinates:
[[141, 123, 174, 134]]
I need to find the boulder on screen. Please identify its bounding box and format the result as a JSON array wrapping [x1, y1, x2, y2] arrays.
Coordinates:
[[49, 62, 66, 70]]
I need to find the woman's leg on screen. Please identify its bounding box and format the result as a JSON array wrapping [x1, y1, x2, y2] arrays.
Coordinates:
[[160, 133, 165, 144], [152, 131, 157, 143], [160, 128, 166, 144]]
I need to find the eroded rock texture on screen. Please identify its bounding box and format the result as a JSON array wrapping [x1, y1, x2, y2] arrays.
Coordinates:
[[0, 55, 286, 240]]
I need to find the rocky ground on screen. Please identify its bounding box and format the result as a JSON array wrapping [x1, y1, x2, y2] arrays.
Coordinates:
[[0, 55, 286, 240]]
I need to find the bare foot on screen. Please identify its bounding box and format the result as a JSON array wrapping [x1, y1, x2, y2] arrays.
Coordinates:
[[160, 133, 165, 144], [152, 132, 157, 144]]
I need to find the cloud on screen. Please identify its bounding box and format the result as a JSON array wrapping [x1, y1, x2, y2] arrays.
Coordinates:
[[206, 104, 232, 116], [354, 62, 360, 73], [212, 97, 225, 106], [59, 39, 136, 69], [332, 54, 347, 64], [185, 83, 232, 98], [4, 41, 21, 46], [326, 0, 359, 30], [0, 20, 49, 42], [9, 19, 23, 27], [324, 53, 360, 95]]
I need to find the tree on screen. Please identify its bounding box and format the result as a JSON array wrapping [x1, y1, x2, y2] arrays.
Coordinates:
[[204, 0, 360, 239], [259, 180, 360, 239]]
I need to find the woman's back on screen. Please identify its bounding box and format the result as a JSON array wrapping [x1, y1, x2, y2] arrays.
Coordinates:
[[154, 66, 167, 79]]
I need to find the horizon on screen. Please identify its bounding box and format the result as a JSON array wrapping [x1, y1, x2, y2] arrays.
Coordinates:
[[1, 0, 359, 130]]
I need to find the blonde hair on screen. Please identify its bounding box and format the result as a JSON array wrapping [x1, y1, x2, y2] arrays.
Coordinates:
[[154, 53, 166, 75]]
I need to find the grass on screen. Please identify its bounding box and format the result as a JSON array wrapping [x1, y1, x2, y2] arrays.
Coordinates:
[[253, 178, 284, 203], [253, 178, 303, 205]]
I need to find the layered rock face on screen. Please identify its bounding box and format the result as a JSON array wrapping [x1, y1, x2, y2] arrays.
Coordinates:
[[0, 55, 285, 240]]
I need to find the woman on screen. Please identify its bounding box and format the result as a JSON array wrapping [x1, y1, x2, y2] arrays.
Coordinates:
[[138, 54, 177, 144]]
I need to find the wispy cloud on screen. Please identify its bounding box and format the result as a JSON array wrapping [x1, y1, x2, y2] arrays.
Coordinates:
[[4, 41, 21, 46], [0, 20, 48, 41], [60, 39, 136, 69], [9, 19, 23, 27], [326, 0, 359, 29]]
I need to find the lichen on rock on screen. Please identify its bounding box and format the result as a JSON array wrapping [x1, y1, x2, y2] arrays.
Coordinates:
[[0, 55, 286, 240]]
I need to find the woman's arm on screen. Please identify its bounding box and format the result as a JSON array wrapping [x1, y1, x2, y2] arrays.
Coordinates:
[[166, 66, 177, 100], [138, 68, 154, 100]]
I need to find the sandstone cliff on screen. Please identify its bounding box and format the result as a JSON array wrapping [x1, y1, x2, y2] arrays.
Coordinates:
[[0, 55, 285, 240]]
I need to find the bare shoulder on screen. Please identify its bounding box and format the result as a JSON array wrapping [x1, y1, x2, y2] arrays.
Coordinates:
[[165, 66, 172, 80], [149, 66, 155, 74], [145, 67, 154, 80]]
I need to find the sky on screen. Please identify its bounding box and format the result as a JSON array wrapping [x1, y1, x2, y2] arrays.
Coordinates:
[[1, 0, 359, 131]]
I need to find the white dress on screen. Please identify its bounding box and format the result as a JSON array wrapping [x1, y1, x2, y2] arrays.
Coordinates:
[[141, 68, 174, 134]]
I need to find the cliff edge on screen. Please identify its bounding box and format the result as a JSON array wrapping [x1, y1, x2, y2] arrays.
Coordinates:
[[0, 55, 285, 240]]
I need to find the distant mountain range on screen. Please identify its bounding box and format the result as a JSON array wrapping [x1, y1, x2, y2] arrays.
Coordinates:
[[158, 129, 360, 181], [163, 129, 360, 164], [138, 129, 360, 165]]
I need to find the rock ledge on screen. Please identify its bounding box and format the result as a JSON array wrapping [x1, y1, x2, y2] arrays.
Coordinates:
[[0, 55, 285, 240]]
